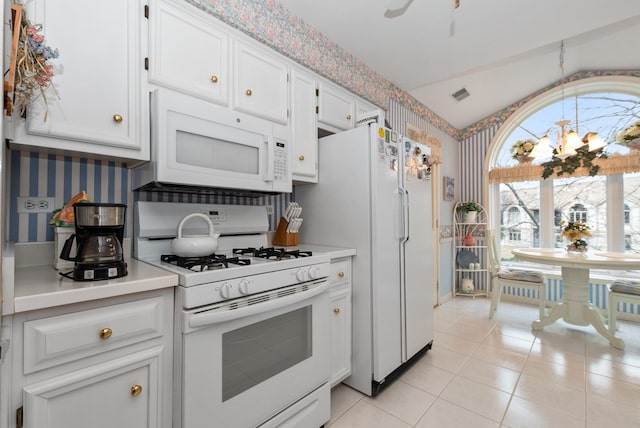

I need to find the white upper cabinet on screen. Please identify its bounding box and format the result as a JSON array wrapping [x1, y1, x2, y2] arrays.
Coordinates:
[[291, 68, 318, 182], [148, 0, 229, 106], [317, 80, 355, 131], [233, 41, 289, 124], [12, 0, 148, 164], [356, 98, 377, 123]]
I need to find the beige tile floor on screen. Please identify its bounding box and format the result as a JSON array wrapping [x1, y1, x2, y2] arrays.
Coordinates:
[[328, 297, 640, 428]]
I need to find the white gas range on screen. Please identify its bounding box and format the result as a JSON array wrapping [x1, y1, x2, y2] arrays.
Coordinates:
[[134, 201, 331, 428]]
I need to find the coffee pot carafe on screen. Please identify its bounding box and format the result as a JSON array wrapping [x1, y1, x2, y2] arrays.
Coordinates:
[[60, 203, 128, 281]]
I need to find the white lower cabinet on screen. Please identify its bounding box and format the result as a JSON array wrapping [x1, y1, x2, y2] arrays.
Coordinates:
[[9, 289, 173, 428], [329, 257, 352, 387], [23, 347, 162, 428]]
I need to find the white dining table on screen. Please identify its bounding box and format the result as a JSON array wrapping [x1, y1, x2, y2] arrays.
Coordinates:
[[512, 248, 640, 349]]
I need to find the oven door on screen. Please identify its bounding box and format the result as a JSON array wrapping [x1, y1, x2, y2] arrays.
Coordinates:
[[179, 280, 330, 428], [151, 88, 291, 193]]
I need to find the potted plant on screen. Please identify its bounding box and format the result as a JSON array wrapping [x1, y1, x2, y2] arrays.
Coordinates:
[[457, 201, 482, 223]]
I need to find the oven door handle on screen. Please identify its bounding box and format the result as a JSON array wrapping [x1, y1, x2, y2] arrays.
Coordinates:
[[188, 281, 330, 328]]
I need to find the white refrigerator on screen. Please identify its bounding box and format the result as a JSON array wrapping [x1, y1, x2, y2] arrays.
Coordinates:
[[296, 124, 434, 396]]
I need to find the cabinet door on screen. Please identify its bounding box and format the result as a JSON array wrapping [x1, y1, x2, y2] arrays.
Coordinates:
[[15, 0, 148, 162], [317, 81, 355, 131], [23, 347, 161, 428], [330, 285, 351, 387], [234, 42, 288, 124], [291, 69, 318, 182], [148, 0, 229, 106], [356, 99, 377, 123]]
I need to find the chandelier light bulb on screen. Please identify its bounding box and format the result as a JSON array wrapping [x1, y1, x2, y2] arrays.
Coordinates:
[[530, 135, 554, 158], [587, 132, 606, 151], [565, 130, 583, 151]]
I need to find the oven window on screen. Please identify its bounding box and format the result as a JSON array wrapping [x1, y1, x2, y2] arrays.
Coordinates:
[[222, 306, 312, 401]]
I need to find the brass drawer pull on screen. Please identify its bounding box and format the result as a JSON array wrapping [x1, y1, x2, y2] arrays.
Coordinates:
[[210, 75, 218, 83], [299, 155, 305, 161], [113, 114, 123, 123], [346, 114, 351, 120], [245, 89, 253, 96], [131, 384, 143, 397], [99, 328, 112, 340], [333, 308, 340, 314], [338, 272, 345, 278]]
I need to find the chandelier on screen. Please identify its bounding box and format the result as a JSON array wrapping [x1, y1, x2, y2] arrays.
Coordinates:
[[529, 41, 607, 160]]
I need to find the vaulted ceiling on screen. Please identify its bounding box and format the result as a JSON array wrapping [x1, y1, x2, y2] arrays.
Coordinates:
[[277, 0, 640, 130]]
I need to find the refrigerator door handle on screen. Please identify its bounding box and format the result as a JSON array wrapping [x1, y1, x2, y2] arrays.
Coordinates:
[[394, 188, 405, 240], [403, 188, 410, 244]]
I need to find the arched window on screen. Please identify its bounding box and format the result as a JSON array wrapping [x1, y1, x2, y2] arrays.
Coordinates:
[[487, 77, 640, 257]]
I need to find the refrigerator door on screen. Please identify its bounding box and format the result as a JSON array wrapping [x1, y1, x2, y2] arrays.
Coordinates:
[[295, 124, 404, 395], [400, 138, 434, 360], [369, 125, 403, 382]]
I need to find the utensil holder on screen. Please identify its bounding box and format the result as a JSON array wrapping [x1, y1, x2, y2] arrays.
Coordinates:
[[272, 217, 298, 246]]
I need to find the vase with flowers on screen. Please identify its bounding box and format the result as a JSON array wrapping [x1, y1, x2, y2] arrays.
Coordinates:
[[560, 221, 591, 253], [510, 139, 537, 163], [615, 120, 640, 151]]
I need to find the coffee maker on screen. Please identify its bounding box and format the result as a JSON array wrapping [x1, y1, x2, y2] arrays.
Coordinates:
[[60, 203, 128, 281]]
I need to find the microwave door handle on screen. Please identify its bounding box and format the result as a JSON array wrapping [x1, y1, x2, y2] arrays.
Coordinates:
[[265, 136, 274, 182]]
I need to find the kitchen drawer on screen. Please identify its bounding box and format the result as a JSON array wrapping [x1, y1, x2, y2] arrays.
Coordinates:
[[329, 258, 351, 288], [24, 296, 164, 374]]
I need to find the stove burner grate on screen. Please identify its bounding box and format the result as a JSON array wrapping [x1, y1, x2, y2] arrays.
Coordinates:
[[232, 247, 312, 260], [161, 254, 250, 272]]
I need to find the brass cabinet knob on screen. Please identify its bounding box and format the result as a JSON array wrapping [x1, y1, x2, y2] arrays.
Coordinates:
[[131, 385, 143, 397], [338, 272, 345, 278], [333, 308, 340, 314], [99, 328, 112, 339], [299, 155, 305, 161], [113, 114, 123, 123], [245, 89, 253, 96], [346, 114, 352, 120], [210, 75, 218, 83]]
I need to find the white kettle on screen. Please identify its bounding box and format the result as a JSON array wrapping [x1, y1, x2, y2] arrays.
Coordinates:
[[171, 213, 220, 257]]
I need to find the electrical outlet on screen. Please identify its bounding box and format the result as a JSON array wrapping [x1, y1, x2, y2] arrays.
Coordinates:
[[266, 205, 274, 215], [17, 197, 56, 214]]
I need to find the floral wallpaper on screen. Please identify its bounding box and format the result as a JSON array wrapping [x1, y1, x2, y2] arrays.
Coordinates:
[[184, 0, 460, 138], [183, 2, 640, 141]]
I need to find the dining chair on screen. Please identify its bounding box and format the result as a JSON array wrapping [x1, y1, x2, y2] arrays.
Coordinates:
[[487, 230, 546, 320], [607, 279, 640, 334]]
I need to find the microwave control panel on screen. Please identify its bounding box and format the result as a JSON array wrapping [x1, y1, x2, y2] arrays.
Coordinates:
[[274, 140, 289, 182]]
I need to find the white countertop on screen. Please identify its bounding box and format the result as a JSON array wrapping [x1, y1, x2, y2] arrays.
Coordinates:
[[12, 259, 178, 313], [5, 241, 178, 314], [3, 241, 352, 314], [296, 244, 356, 259]]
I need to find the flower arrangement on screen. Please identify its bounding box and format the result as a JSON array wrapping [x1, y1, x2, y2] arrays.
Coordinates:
[[615, 120, 640, 150], [14, 9, 59, 119], [510, 139, 537, 161], [560, 220, 591, 252]]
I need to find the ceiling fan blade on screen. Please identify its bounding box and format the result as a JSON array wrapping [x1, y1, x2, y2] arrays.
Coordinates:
[[384, 0, 415, 18]]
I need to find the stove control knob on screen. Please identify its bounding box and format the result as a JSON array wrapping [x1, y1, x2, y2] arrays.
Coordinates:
[[308, 266, 318, 280], [220, 283, 233, 299], [238, 279, 250, 295], [296, 268, 307, 282]]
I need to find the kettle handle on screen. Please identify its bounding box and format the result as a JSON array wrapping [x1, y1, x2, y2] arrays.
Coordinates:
[[177, 213, 216, 238], [59, 234, 77, 261]]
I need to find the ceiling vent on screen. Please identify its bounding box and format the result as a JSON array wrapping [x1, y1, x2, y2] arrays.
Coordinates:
[[451, 87, 470, 102]]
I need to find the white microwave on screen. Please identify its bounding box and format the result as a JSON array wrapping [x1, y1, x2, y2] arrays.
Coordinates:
[[132, 89, 291, 194]]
